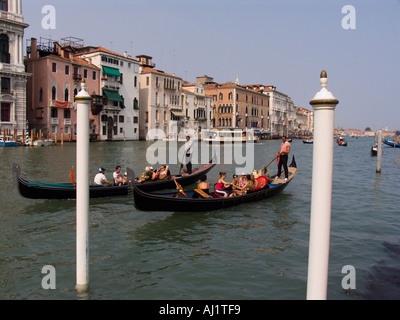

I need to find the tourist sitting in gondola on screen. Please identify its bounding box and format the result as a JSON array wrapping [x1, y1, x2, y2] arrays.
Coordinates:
[[193, 175, 210, 198], [94, 167, 111, 186], [138, 166, 154, 183], [157, 165, 171, 180], [230, 174, 242, 196], [215, 172, 234, 197]]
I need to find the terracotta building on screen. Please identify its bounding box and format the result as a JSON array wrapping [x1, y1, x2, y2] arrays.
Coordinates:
[[25, 37, 101, 141], [200, 76, 269, 130]]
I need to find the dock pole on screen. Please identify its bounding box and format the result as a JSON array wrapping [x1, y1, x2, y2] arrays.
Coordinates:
[[376, 130, 382, 173], [306, 71, 339, 300], [75, 80, 92, 292]]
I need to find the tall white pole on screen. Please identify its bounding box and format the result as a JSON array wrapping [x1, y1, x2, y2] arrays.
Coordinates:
[[75, 80, 92, 292], [307, 71, 339, 300], [376, 130, 382, 173]]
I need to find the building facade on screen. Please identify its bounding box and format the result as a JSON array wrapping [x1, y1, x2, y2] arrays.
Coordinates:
[[137, 55, 184, 140], [295, 106, 313, 136], [181, 82, 212, 139], [202, 77, 269, 131], [76, 46, 140, 140], [0, 0, 29, 137], [25, 38, 100, 141]]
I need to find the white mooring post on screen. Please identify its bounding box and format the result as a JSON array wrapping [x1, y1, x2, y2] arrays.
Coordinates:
[[306, 71, 339, 300], [75, 80, 92, 292], [376, 130, 382, 173]]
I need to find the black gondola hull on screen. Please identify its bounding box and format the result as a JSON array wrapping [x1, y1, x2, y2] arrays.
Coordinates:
[[13, 161, 216, 199]]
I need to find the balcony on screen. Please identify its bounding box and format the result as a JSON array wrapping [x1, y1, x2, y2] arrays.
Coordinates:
[[64, 119, 72, 126], [51, 118, 59, 125], [73, 74, 82, 81]]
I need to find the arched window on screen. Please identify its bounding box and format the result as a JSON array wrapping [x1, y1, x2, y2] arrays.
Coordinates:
[[74, 88, 78, 97], [228, 92, 232, 100], [219, 92, 223, 100], [0, 34, 10, 63], [64, 88, 69, 101], [52, 86, 56, 100], [134, 76, 137, 87]]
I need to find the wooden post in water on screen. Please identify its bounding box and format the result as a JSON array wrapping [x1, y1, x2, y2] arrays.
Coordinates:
[[376, 130, 382, 173], [307, 71, 339, 300], [75, 80, 92, 292]]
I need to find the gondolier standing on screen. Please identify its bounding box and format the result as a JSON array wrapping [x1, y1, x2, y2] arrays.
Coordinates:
[[183, 134, 193, 174], [276, 135, 291, 181]]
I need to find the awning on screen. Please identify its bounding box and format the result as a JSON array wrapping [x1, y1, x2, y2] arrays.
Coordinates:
[[102, 66, 122, 77], [103, 89, 124, 102], [171, 110, 185, 117]]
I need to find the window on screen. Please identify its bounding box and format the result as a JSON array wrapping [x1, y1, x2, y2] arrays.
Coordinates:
[[0, 0, 8, 11], [119, 115, 124, 123], [1, 103, 10, 122], [65, 126, 70, 134], [0, 34, 10, 63], [133, 116, 138, 124], [64, 109, 70, 119], [52, 63, 56, 73], [134, 76, 137, 87], [52, 86, 56, 100], [145, 111, 149, 123], [83, 69, 88, 79], [65, 65, 69, 75], [1, 77, 10, 93], [39, 88, 43, 102], [51, 108, 58, 118], [92, 71, 96, 80], [146, 77, 149, 86], [64, 88, 69, 101]]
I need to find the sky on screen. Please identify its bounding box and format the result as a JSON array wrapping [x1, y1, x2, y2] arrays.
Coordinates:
[[21, 0, 400, 131]]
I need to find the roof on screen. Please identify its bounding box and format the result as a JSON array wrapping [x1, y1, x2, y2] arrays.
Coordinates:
[[74, 46, 139, 63], [140, 67, 182, 80]]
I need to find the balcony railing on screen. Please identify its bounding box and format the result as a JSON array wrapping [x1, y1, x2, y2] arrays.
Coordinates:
[[64, 119, 72, 126], [51, 118, 59, 125]]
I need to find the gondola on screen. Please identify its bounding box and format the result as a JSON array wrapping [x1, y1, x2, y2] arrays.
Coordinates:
[[337, 136, 347, 146], [12, 160, 216, 199], [383, 140, 400, 148], [371, 144, 378, 156], [130, 156, 297, 212], [303, 139, 313, 144]]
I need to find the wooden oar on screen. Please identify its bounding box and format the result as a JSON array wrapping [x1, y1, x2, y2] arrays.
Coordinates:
[[394, 155, 400, 164], [262, 154, 279, 174]]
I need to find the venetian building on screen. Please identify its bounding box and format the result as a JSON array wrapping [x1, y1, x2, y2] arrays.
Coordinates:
[[0, 0, 29, 136], [137, 55, 183, 140]]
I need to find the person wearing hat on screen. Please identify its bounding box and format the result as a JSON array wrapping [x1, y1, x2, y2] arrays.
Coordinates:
[[183, 133, 193, 174], [138, 166, 154, 183], [94, 167, 111, 185]]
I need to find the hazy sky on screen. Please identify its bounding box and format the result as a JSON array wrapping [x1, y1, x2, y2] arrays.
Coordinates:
[[21, 0, 400, 131]]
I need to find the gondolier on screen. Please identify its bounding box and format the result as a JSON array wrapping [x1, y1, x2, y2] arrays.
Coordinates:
[[276, 135, 290, 181], [183, 134, 193, 174]]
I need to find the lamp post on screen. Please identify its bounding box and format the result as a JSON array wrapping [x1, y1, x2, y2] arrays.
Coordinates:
[[75, 80, 92, 292], [307, 70, 339, 300]]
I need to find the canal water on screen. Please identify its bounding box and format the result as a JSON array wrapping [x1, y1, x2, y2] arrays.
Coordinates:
[[1, 137, 400, 300]]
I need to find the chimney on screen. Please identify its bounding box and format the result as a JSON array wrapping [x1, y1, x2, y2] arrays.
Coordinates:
[[30, 37, 38, 59]]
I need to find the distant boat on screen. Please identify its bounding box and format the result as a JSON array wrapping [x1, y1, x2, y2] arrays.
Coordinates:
[[303, 139, 313, 144], [371, 145, 378, 156], [383, 140, 400, 148], [0, 136, 19, 147], [337, 136, 347, 146], [201, 128, 257, 144]]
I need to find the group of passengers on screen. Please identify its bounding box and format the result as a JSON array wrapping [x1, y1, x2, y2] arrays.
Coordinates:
[[94, 166, 127, 186], [137, 165, 172, 183], [195, 172, 262, 198]]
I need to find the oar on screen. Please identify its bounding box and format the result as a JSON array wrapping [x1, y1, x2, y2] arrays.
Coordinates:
[[394, 155, 400, 164], [262, 154, 279, 174]]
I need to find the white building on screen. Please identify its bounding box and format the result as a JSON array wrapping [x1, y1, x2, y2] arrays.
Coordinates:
[[181, 82, 212, 139], [137, 55, 184, 140], [0, 0, 30, 136], [263, 86, 296, 135], [76, 46, 140, 140]]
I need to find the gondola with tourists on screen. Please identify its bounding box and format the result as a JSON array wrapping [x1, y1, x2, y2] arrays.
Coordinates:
[[336, 136, 347, 146], [130, 156, 297, 212], [383, 140, 400, 148], [12, 160, 216, 199]]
